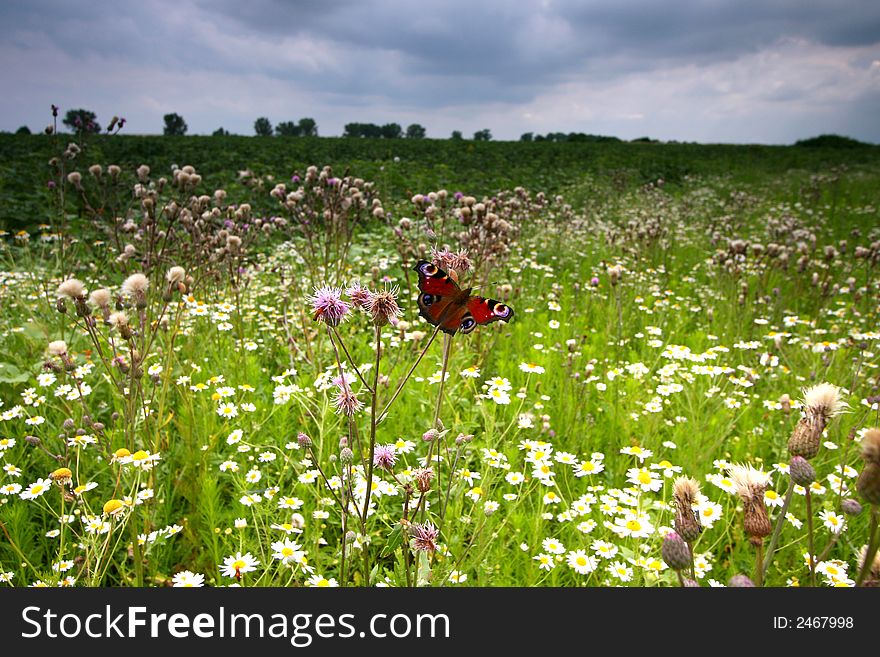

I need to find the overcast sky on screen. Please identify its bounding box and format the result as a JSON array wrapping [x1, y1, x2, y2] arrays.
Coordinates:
[[2, 0, 879, 143]]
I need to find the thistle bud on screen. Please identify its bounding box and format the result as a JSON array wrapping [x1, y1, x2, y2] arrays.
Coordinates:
[[841, 498, 862, 516], [661, 532, 692, 571], [788, 456, 816, 487], [728, 574, 756, 587], [340, 447, 354, 465]]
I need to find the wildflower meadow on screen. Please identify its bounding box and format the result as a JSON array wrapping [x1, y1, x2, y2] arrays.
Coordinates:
[[1, 124, 879, 589]]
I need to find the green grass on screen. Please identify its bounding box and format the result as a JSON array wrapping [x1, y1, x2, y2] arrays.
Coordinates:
[[0, 135, 878, 588]]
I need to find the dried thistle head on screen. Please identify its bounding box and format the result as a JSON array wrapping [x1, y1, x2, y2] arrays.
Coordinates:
[[364, 284, 402, 327], [861, 429, 880, 465], [672, 476, 703, 542], [788, 383, 847, 460], [57, 278, 85, 300], [730, 463, 772, 540], [857, 429, 880, 505], [857, 544, 880, 583], [47, 340, 68, 357], [802, 383, 847, 421]]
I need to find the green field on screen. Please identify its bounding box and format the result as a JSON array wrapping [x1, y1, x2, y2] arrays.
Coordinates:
[[1, 133, 879, 587]]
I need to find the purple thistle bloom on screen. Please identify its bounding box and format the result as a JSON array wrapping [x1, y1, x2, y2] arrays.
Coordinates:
[[333, 383, 363, 417], [373, 444, 397, 471], [409, 522, 439, 553], [309, 285, 350, 327], [345, 280, 373, 310]]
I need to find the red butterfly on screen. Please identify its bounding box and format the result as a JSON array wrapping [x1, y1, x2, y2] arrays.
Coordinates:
[[413, 260, 514, 335]]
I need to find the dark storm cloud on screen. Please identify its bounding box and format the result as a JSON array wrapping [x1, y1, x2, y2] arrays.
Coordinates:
[[1, 0, 878, 141]]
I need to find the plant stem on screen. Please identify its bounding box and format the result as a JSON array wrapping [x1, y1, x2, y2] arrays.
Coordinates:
[[805, 490, 816, 587], [762, 480, 795, 578], [754, 541, 764, 587], [855, 506, 879, 587], [376, 325, 442, 423], [360, 324, 382, 585]]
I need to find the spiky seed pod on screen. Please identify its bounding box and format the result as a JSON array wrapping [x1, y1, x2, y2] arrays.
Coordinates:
[[858, 545, 880, 587], [661, 532, 692, 571], [789, 456, 816, 487], [857, 429, 880, 505], [730, 464, 773, 540], [788, 417, 823, 459], [787, 383, 847, 460], [728, 574, 756, 587], [672, 476, 703, 542]]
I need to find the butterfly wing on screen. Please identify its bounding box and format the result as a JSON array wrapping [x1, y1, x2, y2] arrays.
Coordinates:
[[413, 260, 514, 335], [414, 260, 463, 334], [461, 296, 514, 333]]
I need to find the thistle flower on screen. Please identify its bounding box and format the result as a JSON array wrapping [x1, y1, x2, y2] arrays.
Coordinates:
[[47, 340, 68, 357], [333, 384, 363, 417], [857, 544, 880, 585], [728, 574, 756, 587], [413, 467, 434, 493], [365, 284, 402, 326], [856, 428, 880, 505], [373, 444, 397, 471], [309, 286, 350, 327], [108, 312, 132, 339], [122, 273, 149, 309], [166, 266, 186, 284], [730, 464, 772, 540], [89, 288, 111, 310], [672, 476, 703, 542], [410, 521, 439, 553], [345, 280, 372, 310], [788, 383, 847, 460], [56, 278, 85, 299]]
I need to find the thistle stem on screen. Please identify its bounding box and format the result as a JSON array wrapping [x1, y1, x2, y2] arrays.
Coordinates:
[[805, 490, 816, 587], [762, 481, 795, 578], [855, 506, 879, 587], [377, 324, 442, 423]]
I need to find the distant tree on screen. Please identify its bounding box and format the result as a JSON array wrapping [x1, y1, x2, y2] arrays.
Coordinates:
[[534, 134, 546, 142], [520, 132, 533, 142], [405, 123, 426, 139], [380, 123, 402, 139], [794, 134, 868, 148], [163, 113, 188, 136], [275, 121, 301, 137], [254, 117, 273, 137], [213, 127, 230, 136], [473, 129, 492, 141], [297, 117, 318, 137], [15, 125, 31, 135], [450, 130, 463, 140], [344, 122, 375, 138], [63, 108, 101, 133]]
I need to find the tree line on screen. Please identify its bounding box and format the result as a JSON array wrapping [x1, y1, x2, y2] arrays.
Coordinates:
[[18, 107, 628, 143]]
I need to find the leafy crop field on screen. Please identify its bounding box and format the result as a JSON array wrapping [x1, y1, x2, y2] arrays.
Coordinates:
[[1, 133, 879, 588]]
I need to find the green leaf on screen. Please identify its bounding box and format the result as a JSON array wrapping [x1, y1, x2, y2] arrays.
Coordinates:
[[380, 523, 404, 558], [0, 363, 30, 384]]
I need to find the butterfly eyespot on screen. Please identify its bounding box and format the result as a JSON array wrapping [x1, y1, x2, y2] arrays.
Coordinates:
[[421, 293, 435, 306], [460, 317, 476, 333], [418, 262, 438, 275], [494, 304, 509, 316]]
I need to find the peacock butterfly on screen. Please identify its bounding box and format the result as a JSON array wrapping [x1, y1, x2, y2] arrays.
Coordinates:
[[413, 260, 514, 334]]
